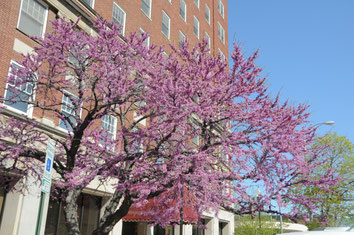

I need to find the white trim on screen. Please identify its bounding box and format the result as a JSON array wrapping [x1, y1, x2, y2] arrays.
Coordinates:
[[194, 0, 199, 9], [87, 0, 95, 9], [101, 114, 118, 141], [139, 28, 150, 47], [141, 0, 152, 19], [205, 4, 210, 25], [3, 60, 36, 117], [205, 32, 211, 52], [218, 48, 226, 61], [179, 0, 187, 22], [77, 0, 95, 10], [113, 2, 126, 36], [161, 10, 170, 40], [179, 30, 186, 49], [218, 0, 225, 19], [58, 90, 82, 132], [218, 22, 225, 44], [16, 0, 48, 39], [193, 16, 199, 39]]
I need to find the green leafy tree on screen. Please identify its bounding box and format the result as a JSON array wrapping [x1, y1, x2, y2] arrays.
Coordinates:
[[294, 133, 354, 228], [234, 215, 280, 235]]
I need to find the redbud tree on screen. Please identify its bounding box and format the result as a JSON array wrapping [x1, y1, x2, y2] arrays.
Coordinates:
[[0, 18, 337, 235]]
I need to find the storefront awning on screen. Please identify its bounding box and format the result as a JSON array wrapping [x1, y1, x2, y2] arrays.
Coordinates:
[[123, 189, 198, 223]]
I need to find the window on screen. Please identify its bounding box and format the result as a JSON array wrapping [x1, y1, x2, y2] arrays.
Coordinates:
[[205, 4, 210, 24], [44, 193, 101, 235], [179, 0, 186, 22], [140, 28, 150, 48], [83, 0, 94, 8], [218, 22, 225, 44], [59, 92, 79, 131], [219, 222, 227, 235], [154, 225, 174, 235], [192, 123, 200, 146], [193, 16, 199, 39], [131, 128, 144, 153], [162, 11, 170, 39], [4, 62, 35, 115], [217, 0, 224, 18], [205, 32, 211, 52], [18, 0, 48, 37], [141, 0, 152, 18], [218, 48, 226, 61], [113, 3, 126, 35], [192, 224, 205, 235], [194, 0, 199, 8], [101, 115, 117, 148], [122, 222, 148, 235], [179, 31, 185, 49]]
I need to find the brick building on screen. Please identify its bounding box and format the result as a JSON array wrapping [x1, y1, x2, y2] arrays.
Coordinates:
[[0, 0, 233, 235]]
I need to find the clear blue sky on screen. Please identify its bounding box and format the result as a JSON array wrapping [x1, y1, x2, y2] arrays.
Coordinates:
[[227, 0, 354, 142]]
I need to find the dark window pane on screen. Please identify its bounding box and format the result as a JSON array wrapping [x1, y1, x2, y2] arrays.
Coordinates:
[[154, 225, 165, 235], [81, 194, 101, 235], [123, 222, 138, 235], [5, 88, 30, 113], [44, 199, 60, 235], [44, 193, 101, 235], [18, 0, 46, 37], [122, 222, 148, 235]]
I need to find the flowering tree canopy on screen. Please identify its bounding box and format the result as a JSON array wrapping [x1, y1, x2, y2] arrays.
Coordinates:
[[0, 18, 338, 235]]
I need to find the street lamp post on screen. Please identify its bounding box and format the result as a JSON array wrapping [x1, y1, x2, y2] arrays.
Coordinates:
[[255, 188, 262, 230], [314, 121, 335, 127]]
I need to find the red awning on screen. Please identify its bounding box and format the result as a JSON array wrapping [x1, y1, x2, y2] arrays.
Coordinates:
[[123, 189, 198, 223]]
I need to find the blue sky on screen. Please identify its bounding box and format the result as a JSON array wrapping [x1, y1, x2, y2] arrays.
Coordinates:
[[227, 0, 354, 142]]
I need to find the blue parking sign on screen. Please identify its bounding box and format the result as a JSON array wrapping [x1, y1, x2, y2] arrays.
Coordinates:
[[46, 158, 51, 172]]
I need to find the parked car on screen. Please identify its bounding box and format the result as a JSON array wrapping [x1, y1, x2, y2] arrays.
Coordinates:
[[275, 226, 354, 234], [312, 227, 350, 231]]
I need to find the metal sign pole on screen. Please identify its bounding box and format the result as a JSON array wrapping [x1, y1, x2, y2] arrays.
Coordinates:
[[35, 141, 55, 235]]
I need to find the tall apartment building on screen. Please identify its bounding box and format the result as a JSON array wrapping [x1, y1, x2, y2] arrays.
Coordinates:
[[0, 0, 233, 235]]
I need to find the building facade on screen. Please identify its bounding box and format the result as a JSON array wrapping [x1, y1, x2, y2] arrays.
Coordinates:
[[0, 0, 233, 235]]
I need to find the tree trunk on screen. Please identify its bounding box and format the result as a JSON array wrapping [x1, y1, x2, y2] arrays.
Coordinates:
[[63, 188, 82, 235], [92, 192, 133, 235]]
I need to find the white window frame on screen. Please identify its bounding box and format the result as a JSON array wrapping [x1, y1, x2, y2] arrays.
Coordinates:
[[217, 0, 225, 18], [161, 10, 170, 40], [17, 0, 49, 38], [218, 48, 226, 61], [218, 22, 225, 44], [83, 0, 95, 8], [139, 28, 150, 48], [133, 100, 147, 126], [179, 0, 187, 22], [205, 32, 211, 52], [3, 60, 36, 117], [194, 0, 199, 9], [179, 31, 186, 49], [58, 91, 82, 132], [113, 2, 126, 36], [192, 122, 200, 146], [205, 4, 210, 25], [101, 114, 118, 148], [193, 16, 199, 39], [141, 0, 152, 19]]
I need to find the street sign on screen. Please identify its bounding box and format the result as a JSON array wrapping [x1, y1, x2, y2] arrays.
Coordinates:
[[41, 141, 55, 194]]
